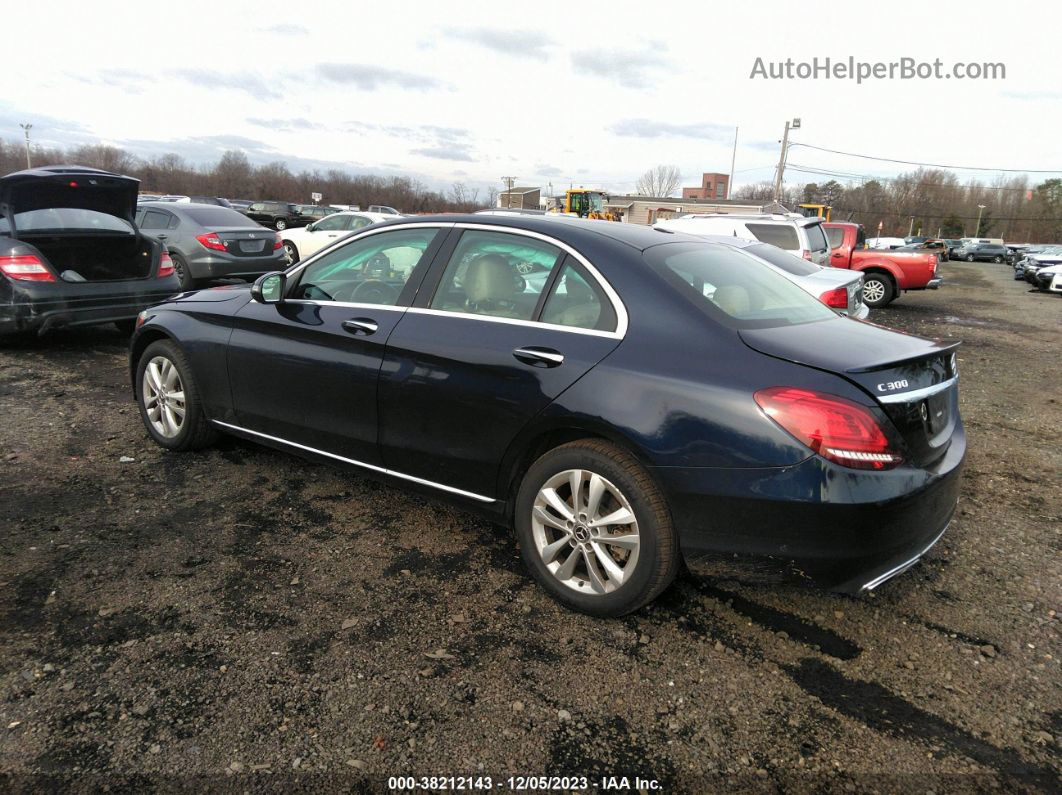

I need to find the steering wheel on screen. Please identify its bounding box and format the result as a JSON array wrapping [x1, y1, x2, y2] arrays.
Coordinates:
[[348, 279, 400, 304]]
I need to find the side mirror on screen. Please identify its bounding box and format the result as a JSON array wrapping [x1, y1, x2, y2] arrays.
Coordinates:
[[305, 222, 315, 232], [251, 271, 285, 304]]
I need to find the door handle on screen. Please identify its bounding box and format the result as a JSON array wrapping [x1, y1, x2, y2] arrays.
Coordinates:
[[513, 346, 564, 367], [342, 318, 378, 335]]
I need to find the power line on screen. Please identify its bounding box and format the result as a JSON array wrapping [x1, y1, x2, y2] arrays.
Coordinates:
[[786, 164, 1035, 192], [788, 143, 1062, 174], [832, 206, 1062, 222]]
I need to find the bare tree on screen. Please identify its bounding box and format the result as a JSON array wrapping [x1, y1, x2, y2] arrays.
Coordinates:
[[635, 165, 682, 197]]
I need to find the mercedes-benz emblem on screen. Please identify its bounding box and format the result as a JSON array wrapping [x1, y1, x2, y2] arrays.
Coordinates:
[[920, 402, 929, 422]]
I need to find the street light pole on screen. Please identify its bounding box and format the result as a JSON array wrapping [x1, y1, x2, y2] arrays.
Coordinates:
[[19, 123, 32, 169], [727, 125, 738, 200], [975, 204, 986, 237], [908, 216, 915, 237]]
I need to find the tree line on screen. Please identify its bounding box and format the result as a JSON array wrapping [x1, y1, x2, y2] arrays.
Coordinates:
[[0, 138, 497, 214], [732, 168, 1062, 242]]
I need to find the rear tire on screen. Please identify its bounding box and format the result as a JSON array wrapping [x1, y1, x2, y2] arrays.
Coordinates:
[[136, 339, 218, 451], [966, 254, 975, 262], [993, 255, 1003, 263], [861, 273, 895, 308], [515, 439, 679, 617], [284, 241, 299, 263], [170, 252, 195, 290]]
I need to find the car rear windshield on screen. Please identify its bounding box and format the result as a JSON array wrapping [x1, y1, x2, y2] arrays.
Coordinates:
[[804, 222, 829, 253], [182, 207, 259, 228], [744, 223, 799, 250], [644, 242, 837, 329], [0, 208, 133, 235], [745, 243, 821, 276]]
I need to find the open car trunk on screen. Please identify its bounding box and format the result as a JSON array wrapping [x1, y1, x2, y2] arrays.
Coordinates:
[[25, 232, 154, 281]]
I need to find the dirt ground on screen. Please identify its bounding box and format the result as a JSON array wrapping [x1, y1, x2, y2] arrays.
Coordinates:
[[0, 260, 1058, 792]]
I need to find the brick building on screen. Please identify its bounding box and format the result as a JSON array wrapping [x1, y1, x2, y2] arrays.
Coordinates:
[[682, 172, 730, 201]]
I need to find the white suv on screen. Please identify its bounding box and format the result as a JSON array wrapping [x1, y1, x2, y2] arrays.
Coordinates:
[[655, 213, 831, 266]]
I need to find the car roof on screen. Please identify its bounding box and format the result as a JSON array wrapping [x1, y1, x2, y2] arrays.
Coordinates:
[[674, 213, 823, 228], [376, 213, 704, 252]]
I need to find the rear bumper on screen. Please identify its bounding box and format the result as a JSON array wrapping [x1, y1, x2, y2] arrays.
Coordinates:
[[654, 422, 965, 594], [925, 277, 942, 289], [185, 251, 287, 280], [0, 277, 180, 336]]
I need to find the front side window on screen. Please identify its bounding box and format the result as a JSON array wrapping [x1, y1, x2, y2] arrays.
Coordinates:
[[291, 227, 440, 305], [540, 259, 616, 332], [349, 216, 374, 231], [429, 230, 563, 320], [314, 214, 349, 232], [645, 242, 837, 329], [744, 223, 800, 251], [139, 210, 172, 230]]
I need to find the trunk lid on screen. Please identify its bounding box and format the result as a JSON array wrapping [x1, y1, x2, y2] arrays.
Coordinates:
[[0, 165, 139, 227], [741, 319, 960, 467], [204, 227, 278, 258]]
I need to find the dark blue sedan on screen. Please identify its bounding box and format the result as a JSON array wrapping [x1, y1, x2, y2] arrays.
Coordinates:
[[129, 215, 965, 616]]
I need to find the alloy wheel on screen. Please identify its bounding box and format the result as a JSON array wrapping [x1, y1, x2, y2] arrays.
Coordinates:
[[142, 355, 186, 438], [862, 279, 886, 304], [283, 242, 298, 263], [275, 219, 287, 230], [531, 469, 640, 595]]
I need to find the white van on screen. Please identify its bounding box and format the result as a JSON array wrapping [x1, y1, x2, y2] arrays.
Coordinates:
[[655, 213, 831, 265]]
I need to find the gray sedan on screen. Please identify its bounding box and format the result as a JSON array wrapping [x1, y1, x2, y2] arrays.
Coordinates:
[[135, 202, 287, 289]]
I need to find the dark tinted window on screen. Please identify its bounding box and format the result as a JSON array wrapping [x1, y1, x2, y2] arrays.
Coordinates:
[[140, 210, 172, 230], [540, 258, 617, 332], [745, 223, 799, 250], [182, 207, 259, 228], [644, 242, 836, 329], [746, 243, 820, 276]]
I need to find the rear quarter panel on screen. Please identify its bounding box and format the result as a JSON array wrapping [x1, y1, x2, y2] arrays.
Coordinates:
[[849, 250, 935, 288]]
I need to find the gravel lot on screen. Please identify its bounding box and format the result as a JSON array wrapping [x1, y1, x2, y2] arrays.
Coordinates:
[[1, 260, 1058, 791]]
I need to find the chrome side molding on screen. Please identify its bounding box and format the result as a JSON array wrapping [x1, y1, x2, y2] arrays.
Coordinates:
[[210, 420, 496, 504]]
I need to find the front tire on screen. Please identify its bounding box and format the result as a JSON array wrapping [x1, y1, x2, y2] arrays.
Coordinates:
[[993, 255, 1003, 263], [274, 218, 287, 231], [515, 439, 679, 617], [861, 273, 895, 308], [283, 241, 299, 263], [136, 339, 218, 451], [966, 254, 975, 262]]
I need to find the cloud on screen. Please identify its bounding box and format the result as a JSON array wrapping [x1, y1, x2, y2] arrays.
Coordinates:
[[315, 63, 441, 91], [571, 49, 669, 88], [247, 117, 323, 132], [173, 69, 281, 100], [410, 146, 475, 162], [442, 28, 553, 60], [535, 164, 564, 177], [257, 23, 308, 36], [608, 118, 732, 140]]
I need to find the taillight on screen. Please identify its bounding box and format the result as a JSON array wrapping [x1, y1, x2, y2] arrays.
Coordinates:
[[273, 232, 283, 250], [0, 254, 57, 282], [196, 233, 227, 252], [157, 249, 175, 278], [754, 387, 903, 470], [818, 287, 849, 309]]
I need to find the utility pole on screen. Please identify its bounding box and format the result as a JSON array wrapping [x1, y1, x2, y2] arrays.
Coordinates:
[[727, 126, 738, 200], [975, 204, 986, 236], [908, 216, 915, 237], [19, 123, 32, 169], [773, 118, 799, 202], [500, 176, 517, 208]]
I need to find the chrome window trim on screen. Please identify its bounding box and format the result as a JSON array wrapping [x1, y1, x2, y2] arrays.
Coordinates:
[[283, 299, 408, 312], [875, 376, 958, 404], [282, 220, 628, 339], [210, 420, 495, 503]]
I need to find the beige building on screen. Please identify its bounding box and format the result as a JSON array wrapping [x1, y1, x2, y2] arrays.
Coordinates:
[[605, 195, 763, 225], [497, 187, 541, 210]]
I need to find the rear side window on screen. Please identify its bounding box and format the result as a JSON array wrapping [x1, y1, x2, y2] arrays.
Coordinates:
[[540, 258, 617, 332], [182, 207, 258, 228], [804, 223, 829, 253], [744, 223, 799, 250], [645, 242, 836, 329], [825, 226, 845, 249], [746, 243, 820, 276]]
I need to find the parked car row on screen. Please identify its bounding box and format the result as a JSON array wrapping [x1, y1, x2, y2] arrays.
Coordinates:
[[1014, 245, 1062, 293]]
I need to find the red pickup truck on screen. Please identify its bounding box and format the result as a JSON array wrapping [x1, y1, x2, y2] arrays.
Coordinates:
[[824, 222, 941, 307]]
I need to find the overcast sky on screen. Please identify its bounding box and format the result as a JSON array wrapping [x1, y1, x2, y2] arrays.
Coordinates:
[[4, 0, 1060, 194]]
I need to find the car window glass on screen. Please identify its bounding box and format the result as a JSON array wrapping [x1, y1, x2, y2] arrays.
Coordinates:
[[429, 230, 563, 320], [292, 227, 440, 305], [804, 223, 829, 252], [183, 207, 256, 227], [540, 258, 616, 332], [350, 216, 373, 230], [744, 223, 800, 250], [139, 210, 169, 230], [824, 226, 845, 249], [645, 242, 836, 329], [314, 214, 349, 231], [746, 243, 820, 276], [6, 208, 134, 234]]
